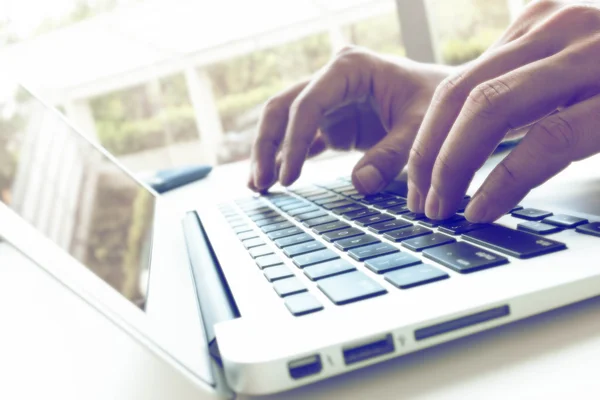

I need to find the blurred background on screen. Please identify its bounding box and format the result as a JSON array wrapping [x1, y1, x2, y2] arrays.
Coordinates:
[[0, 0, 534, 178]]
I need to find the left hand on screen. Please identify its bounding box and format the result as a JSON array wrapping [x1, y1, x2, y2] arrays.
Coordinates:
[[406, 0, 600, 222]]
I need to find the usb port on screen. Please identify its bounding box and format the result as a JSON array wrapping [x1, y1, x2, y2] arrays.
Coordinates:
[[343, 334, 395, 365], [288, 355, 322, 380]]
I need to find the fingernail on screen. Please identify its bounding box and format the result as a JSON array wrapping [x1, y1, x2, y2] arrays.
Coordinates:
[[425, 188, 441, 220], [407, 181, 425, 213], [355, 165, 384, 194], [465, 193, 487, 222]]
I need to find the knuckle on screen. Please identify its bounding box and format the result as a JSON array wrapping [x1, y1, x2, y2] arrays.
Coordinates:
[[433, 72, 469, 104], [546, 4, 600, 31], [332, 47, 368, 69], [263, 95, 287, 119], [430, 150, 457, 188], [527, 0, 560, 14], [335, 44, 357, 58], [408, 140, 432, 170], [465, 79, 512, 120], [533, 115, 580, 154]]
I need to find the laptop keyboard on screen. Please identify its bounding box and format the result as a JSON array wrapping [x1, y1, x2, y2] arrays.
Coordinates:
[[217, 177, 599, 317]]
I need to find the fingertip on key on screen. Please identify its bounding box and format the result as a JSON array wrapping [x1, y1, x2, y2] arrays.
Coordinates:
[[353, 165, 385, 194], [464, 194, 488, 222]]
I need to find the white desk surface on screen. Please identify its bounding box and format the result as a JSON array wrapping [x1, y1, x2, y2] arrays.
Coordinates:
[[3, 153, 600, 400]]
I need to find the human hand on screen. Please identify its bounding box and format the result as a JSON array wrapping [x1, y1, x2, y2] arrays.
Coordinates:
[[407, 0, 600, 222], [247, 47, 451, 194]]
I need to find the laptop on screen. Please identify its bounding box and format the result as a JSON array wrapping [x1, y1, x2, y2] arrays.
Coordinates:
[[1, 85, 600, 397]]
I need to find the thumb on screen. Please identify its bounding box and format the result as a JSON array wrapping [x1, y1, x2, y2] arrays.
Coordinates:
[[352, 127, 416, 194]]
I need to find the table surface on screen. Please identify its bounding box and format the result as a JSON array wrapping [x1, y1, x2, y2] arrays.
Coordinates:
[[3, 153, 600, 400]]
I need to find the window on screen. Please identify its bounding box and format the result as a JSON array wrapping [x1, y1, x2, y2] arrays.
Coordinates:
[[0, 0, 526, 176]]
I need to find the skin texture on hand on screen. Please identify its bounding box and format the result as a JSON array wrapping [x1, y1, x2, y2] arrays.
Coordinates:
[[247, 46, 453, 194], [406, 0, 600, 222]]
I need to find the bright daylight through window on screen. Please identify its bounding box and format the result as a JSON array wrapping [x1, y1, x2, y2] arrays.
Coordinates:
[[0, 0, 524, 179]]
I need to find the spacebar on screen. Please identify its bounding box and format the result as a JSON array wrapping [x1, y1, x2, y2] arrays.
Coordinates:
[[461, 224, 566, 259]]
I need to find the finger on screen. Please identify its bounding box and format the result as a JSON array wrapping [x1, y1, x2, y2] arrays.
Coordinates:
[[251, 81, 308, 191], [278, 50, 377, 186], [352, 121, 419, 194], [424, 42, 600, 220], [465, 92, 600, 222], [407, 30, 561, 212]]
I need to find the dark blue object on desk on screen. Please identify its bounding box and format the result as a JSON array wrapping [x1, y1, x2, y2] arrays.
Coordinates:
[[147, 165, 213, 193]]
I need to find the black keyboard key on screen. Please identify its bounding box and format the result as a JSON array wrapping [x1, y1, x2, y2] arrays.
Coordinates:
[[292, 249, 340, 268], [271, 197, 299, 207], [255, 216, 286, 227], [509, 205, 524, 213], [386, 204, 411, 215], [306, 192, 335, 201], [312, 220, 350, 234], [361, 193, 396, 205], [343, 208, 379, 221], [340, 189, 359, 196], [517, 221, 562, 235], [284, 241, 326, 257], [249, 245, 274, 258], [255, 254, 284, 269], [322, 227, 364, 242], [280, 201, 311, 212], [332, 204, 365, 215], [273, 277, 307, 297], [456, 197, 471, 213], [228, 218, 246, 228], [542, 214, 588, 229], [383, 225, 433, 242], [423, 242, 508, 274], [267, 226, 303, 240], [263, 265, 294, 282], [274, 233, 313, 248], [323, 200, 355, 210], [334, 234, 380, 251], [402, 212, 427, 221], [290, 186, 321, 196], [419, 214, 465, 228], [303, 215, 338, 228], [296, 210, 328, 222], [243, 237, 265, 249], [401, 233, 456, 252], [315, 195, 346, 205], [237, 230, 258, 241], [317, 271, 387, 305], [233, 225, 253, 234], [262, 221, 294, 233], [304, 259, 356, 280], [462, 225, 567, 259], [348, 242, 399, 261], [331, 184, 356, 193], [350, 194, 366, 201], [373, 199, 406, 210], [384, 264, 449, 289], [287, 206, 319, 217], [368, 219, 412, 234], [249, 210, 277, 221], [355, 213, 394, 227], [511, 208, 553, 221], [365, 252, 421, 274], [284, 293, 323, 316], [438, 220, 489, 235], [576, 222, 600, 237]]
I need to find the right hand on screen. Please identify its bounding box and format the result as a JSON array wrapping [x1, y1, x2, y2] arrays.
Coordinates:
[[247, 46, 453, 194]]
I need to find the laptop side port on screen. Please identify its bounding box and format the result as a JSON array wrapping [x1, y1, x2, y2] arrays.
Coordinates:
[[343, 334, 395, 365], [288, 355, 323, 380]]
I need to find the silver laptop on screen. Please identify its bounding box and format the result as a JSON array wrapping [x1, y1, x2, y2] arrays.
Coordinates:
[[2, 85, 600, 397]]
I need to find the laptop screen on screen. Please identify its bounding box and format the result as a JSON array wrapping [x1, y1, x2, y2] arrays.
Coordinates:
[[0, 86, 156, 310]]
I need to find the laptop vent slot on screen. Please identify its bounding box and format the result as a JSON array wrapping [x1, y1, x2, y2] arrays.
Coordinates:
[[414, 305, 510, 341]]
